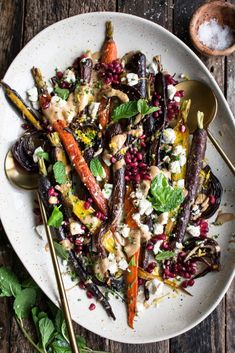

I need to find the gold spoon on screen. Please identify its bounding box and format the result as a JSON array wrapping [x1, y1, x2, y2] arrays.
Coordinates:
[[176, 80, 235, 175], [4, 150, 79, 353]]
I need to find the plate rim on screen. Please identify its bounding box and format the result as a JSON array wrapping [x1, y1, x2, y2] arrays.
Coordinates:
[[0, 11, 234, 344]]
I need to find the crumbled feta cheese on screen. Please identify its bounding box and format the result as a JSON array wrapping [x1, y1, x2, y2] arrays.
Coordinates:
[[174, 96, 181, 103], [66, 110, 75, 124], [167, 84, 177, 100], [169, 160, 181, 174], [33, 146, 44, 163], [108, 253, 118, 274], [139, 198, 153, 216], [119, 224, 130, 238], [89, 102, 100, 119], [63, 69, 76, 83], [172, 145, 185, 156], [157, 212, 169, 225], [163, 155, 171, 163], [153, 223, 164, 235], [179, 153, 187, 167], [177, 179, 185, 188], [51, 95, 67, 107], [118, 258, 128, 271], [126, 73, 139, 86], [187, 224, 201, 237], [176, 242, 184, 250], [70, 221, 85, 235], [27, 86, 38, 102], [102, 183, 113, 200], [153, 240, 163, 254], [148, 62, 158, 75], [162, 128, 176, 144]]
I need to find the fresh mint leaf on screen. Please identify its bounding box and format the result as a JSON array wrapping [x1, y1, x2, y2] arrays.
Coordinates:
[[0, 267, 21, 297], [48, 206, 64, 228], [90, 157, 105, 179], [38, 317, 55, 350], [50, 341, 71, 353], [54, 86, 70, 100], [137, 99, 149, 114], [111, 101, 138, 121], [36, 151, 49, 161], [53, 241, 69, 260], [22, 277, 39, 290], [149, 173, 184, 212], [54, 310, 64, 334], [156, 251, 176, 261], [53, 161, 67, 185], [112, 99, 159, 121], [61, 319, 69, 343], [13, 288, 37, 319]]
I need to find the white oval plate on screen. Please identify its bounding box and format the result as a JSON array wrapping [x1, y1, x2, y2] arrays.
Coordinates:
[[0, 12, 234, 344]]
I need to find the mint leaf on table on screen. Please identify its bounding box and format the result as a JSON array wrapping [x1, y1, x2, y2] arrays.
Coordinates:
[[111, 101, 138, 121], [149, 173, 184, 212], [53, 241, 69, 261], [54, 86, 70, 100], [90, 157, 106, 179], [155, 251, 176, 262], [47, 206, 64, 228], [53, 161, 67, 185], [38, 317, 55, 351], [13, 288, 37, 319], [0, 267, 21, 297]]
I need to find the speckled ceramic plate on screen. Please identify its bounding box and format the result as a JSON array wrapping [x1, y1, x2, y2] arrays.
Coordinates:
[[0, 12, 234, 344]]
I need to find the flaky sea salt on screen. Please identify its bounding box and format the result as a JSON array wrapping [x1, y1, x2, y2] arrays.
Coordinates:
[[198, 18, 234, 51]]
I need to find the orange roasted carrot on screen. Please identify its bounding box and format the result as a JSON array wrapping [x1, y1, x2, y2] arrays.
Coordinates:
[[127, 250, 140, 329], [100, 21, 117, 64], [53, 119, 108, 215], [124, 186, 140, 328], [98, 97, 111, 129]]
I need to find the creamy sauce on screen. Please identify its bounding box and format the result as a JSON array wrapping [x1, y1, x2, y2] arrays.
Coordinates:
[[43, 93, 77, 124], [94, 256, 109, 278], [110, 133, 127, 154]]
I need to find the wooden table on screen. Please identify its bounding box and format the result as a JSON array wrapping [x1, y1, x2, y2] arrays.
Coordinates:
[[0, 1, 234, 352]]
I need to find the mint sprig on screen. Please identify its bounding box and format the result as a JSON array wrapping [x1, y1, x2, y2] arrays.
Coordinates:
[[111, 99, 159, 121], [53, 161, 67, 185], [47, 206, 64, 228]]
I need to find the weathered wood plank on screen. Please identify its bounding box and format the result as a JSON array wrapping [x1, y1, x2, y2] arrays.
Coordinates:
[[0, 0, 25, 77]]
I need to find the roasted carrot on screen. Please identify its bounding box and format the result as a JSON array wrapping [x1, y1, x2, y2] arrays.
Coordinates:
[[98, 97, 111, 129], [127, 250, 140, 328], [100, 21, 117, 64], [53, 119, 108, 215], [124, 186, 140, 328], [1, 81, 42, 130]]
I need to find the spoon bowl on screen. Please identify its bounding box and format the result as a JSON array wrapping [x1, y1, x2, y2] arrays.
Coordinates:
[[176, 80, 217, 133], [5, 150, 39, 190]]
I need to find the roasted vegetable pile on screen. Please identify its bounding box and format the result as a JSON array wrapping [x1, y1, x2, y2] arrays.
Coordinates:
[[2, 22, 223, 328]]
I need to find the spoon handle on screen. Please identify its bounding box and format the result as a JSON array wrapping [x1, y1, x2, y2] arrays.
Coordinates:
[[207, 129, 235, 176], [37, 192, 79, 353]]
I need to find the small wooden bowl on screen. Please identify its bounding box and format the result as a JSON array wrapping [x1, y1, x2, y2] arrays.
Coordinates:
[[189, 1, 235, 56]]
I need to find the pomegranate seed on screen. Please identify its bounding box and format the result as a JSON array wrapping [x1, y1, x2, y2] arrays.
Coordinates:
[[188, 279, 195, 286], [56, 71, 63, 79], [143, 174, 151, 180], [140, 141, 146, 148], [89, 303, 96, 311], [84, 201, 90, 209], [87, 291, 94, 299], [75, 238, 83, 245], [125, 175, 130, 181], [138, 278, 143, 285], [135, 175, 141, 183], [87, 198, 93, 203], [21, 123, 30, 130], [209, 195, 216, 204], [153, 111, 159, 118], [79, 281, 86, 289], [152, 234, 166, 242], [184, 272, 191, 279], [111, 156, 117, 164], [182, 280, 189, 288], [146, 243, 154, 251], [147, 262, 156, 273], [161, 241, 170, 250], [81, 225, 86, 230]]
